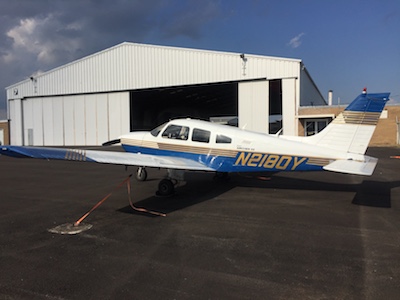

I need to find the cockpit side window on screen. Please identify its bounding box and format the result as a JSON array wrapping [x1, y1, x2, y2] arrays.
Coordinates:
[[150, 123, 167, 137], [162, 124, 189, 140], [216, 134, 232, 144], [192, 128, 210, 143]]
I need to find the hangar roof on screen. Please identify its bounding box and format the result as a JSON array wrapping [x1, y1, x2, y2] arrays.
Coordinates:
[[6, 42, 324, 105]]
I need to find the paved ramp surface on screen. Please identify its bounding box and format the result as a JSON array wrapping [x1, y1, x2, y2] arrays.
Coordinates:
[[0, 147, 399, 299]]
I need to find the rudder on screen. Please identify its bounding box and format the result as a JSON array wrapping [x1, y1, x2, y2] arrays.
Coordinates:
[[306, 90, 390, 155]]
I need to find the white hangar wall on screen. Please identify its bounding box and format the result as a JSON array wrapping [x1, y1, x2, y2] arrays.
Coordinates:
[[238, 77, 298, 135], [6, 42, 325, 146], [6, 43, 304, 98], [239, 81, 269, 133], [9, 92, 129, 146]]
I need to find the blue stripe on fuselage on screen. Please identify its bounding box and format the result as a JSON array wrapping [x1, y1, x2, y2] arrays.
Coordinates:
[[122, 144, 323, 172], [122, 144, 233, 171]]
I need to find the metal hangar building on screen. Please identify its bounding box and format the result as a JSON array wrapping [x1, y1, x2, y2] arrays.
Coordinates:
[[6, 42, 325, 146]]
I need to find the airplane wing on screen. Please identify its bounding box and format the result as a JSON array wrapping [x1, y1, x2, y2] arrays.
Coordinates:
[[0, 146, 214, 171]]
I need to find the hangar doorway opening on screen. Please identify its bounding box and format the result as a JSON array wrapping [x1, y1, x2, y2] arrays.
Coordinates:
[[130, 82, 238, 131], [269, 79, 282, 134]]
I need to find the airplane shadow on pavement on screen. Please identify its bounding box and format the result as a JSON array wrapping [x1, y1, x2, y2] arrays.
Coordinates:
[[118, 173, 237, 217], [351, 180, 399, 208], [117, 172, 400, 216]]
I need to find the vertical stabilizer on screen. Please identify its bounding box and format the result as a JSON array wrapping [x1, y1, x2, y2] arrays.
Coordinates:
[[306, 90, 390, 154]]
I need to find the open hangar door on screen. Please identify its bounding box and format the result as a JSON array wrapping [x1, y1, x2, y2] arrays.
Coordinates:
[[130, 82, 238, 131], [238, 78, 297, 135]]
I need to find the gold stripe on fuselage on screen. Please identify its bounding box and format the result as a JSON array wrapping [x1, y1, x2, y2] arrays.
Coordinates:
[[122, 137, 238, 157], [121, 138, 159, 149], [332, 111, 381, 126], [157, 143, 238, 158], [122, 137, 334, 164], [306, 157, 330, 166]]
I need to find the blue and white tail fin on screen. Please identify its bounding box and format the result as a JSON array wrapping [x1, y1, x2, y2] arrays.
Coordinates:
[[306, 89, 390, 155]]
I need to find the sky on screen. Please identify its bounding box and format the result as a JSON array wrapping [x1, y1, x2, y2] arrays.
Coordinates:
[[0, 0, 399, 119]]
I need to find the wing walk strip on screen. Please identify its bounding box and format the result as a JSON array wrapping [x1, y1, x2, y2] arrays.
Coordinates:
[[65, 149, 87, 161]]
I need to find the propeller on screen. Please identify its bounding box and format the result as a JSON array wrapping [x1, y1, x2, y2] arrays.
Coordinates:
[[102, 139, 121, 146]]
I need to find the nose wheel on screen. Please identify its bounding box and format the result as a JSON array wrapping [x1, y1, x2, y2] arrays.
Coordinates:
[[136, 167, 147, 181]]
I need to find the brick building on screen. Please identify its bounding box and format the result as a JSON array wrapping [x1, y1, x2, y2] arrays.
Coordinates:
[[298, 104, 400, 146]]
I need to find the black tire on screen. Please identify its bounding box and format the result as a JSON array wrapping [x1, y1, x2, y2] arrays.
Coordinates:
[[214, 172, 229, 180], [136, 167, 147, 181], [158, 179, 174, 196]]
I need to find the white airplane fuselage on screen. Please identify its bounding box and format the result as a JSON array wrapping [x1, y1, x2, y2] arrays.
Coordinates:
[[0, 91, 390, 196], [119, 119, 351, 174]]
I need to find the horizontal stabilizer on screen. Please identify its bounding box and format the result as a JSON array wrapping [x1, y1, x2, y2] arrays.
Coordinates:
[[323, 156, 378, 176]]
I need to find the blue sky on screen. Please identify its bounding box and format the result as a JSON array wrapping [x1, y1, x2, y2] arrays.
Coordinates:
[[0, 0, 399, 119]]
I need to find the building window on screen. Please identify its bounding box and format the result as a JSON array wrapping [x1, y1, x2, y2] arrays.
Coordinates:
[[192, 128, 210, 143], [305, 119, 329, 136]]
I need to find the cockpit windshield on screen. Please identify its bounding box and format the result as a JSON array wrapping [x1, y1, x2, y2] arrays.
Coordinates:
[[150, 123, 167, 137], [162, 124, 189, 140]]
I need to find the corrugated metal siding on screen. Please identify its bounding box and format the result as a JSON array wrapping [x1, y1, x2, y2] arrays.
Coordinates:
[[7, 43, 326, 145], [13, 92, 129, 146], [9, 99, 22, 145], [7, 42, 302, 100], [238, 81, 269, 133]]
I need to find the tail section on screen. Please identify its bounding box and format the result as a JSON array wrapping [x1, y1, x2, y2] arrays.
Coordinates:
[[306, 90, 390, 155]]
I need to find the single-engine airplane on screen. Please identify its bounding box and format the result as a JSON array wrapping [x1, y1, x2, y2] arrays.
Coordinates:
[[0, 89, 390, 196]]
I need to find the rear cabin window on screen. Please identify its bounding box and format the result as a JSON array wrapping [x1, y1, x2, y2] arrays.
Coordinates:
[[162, 125, 189, 140], [192, 128, 210, 143], [216, 134, 232, 144]]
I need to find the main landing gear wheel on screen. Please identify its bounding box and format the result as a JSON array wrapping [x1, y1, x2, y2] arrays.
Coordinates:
[[136, 167, 147, 181], [214, 172, 229, 180], [157, 179, 175, 196]]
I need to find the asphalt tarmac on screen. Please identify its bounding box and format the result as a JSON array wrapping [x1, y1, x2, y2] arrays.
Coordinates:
[[0, 147, 399, 299]]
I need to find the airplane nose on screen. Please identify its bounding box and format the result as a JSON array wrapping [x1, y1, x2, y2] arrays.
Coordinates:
[[119, 132, 146, 145]]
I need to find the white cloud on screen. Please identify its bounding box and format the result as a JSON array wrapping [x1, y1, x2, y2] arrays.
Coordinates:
[[388, 95, 400, 104], [3, 14, 83, 65], [7, 18, 36, 47], [288, 32, 305, 48]]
